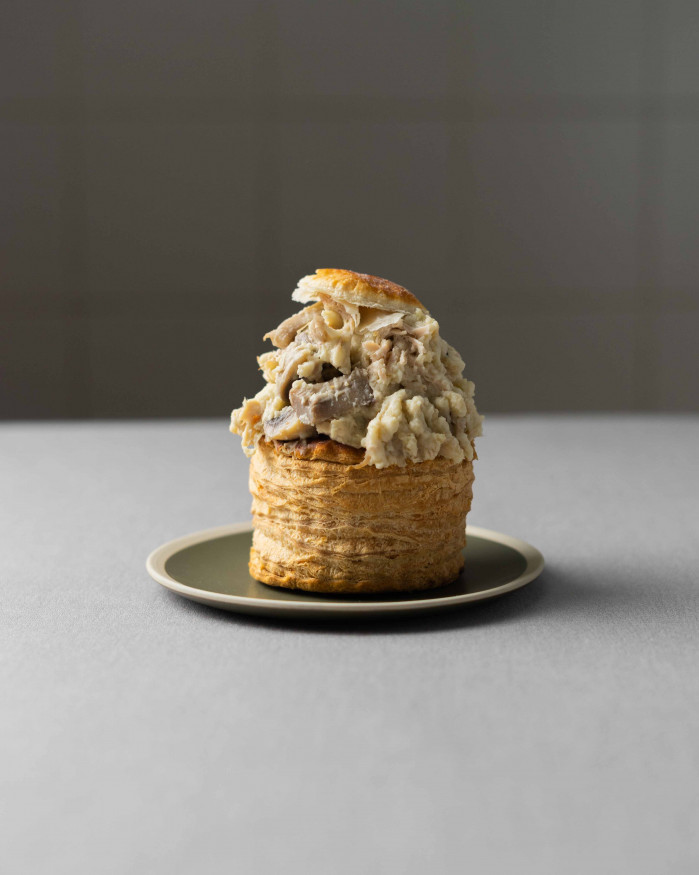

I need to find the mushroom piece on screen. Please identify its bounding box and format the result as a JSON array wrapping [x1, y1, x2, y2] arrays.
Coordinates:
[[263, 407, 316, 441], [289, 369, 374, 425]]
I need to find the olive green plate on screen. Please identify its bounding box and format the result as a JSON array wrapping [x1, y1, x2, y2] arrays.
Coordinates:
[[146, 524, 544, 619]]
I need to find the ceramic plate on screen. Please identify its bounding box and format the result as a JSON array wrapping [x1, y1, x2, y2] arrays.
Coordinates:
[[146, 524, 544, 619]]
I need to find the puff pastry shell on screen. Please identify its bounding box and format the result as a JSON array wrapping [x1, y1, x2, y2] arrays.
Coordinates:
[[248, 439, 475, 594]]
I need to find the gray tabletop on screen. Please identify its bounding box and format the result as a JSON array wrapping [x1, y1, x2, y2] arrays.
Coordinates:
[[3, 416, 698, 874]]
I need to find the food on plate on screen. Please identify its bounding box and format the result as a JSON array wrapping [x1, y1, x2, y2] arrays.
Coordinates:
[[230, 269, 482, 593]]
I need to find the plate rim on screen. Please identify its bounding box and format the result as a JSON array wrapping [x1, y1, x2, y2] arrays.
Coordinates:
[[146, 523, 545, 615]]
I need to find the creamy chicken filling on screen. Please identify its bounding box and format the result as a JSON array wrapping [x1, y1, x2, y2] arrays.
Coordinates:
[[231, 295, 482, 468]]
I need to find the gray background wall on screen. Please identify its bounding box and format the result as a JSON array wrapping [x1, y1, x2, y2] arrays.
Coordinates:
[[1, 1, 697, 419]]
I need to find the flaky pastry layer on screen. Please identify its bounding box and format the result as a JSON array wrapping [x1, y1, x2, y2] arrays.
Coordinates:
[[249, 439, 475, 594], [271, 436, 366, 464], [293, 268, 428, 313]]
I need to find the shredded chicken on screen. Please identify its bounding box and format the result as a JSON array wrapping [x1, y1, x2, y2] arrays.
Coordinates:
[[263, 303, 321, 349], [231, 295, 482, 468]]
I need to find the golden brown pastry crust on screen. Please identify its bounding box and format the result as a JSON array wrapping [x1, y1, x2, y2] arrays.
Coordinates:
[[292, 268, 428, 314], [249, 439, 475, 594], [271, 436, 366, 465]]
